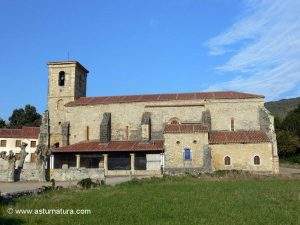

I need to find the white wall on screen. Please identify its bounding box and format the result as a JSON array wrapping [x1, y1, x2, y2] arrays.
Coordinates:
[[0, 138, 38, 162]]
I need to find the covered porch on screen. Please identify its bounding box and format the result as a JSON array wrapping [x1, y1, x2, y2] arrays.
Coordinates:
[[50, 140, 164, 180]]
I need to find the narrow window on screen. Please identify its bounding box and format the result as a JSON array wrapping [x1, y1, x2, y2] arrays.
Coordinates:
[[231, 118, 235, 131], [254, 156, 260, 165], [15, 140, 21, 147], [184, 148, 191, 160], [224, 156, 231, 165], [86, 126, 90, 141], [58, 71, 65, 86], [0, 140, 7, 147], [30, 141, 37, 148]]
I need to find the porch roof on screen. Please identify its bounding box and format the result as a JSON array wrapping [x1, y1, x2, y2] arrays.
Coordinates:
[[209, 130, 270, 144], [52, 140, 164, 153]]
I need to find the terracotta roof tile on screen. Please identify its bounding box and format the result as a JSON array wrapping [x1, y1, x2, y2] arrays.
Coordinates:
[[65, 91, 264, 107], [209, 130, 270, 144], [164, 123, 208, 134], [53, 140, 164, 153], [0, 127, 40, 139]]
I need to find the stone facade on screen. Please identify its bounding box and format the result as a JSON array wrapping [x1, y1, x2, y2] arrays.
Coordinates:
[[45, 61, 279, 179], [164, 133, 208, 173], [211, 143, 274, 172]]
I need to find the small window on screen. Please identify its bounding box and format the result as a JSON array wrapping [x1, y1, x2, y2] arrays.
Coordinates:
[[176, 140, 180, 145], [169, 117, 180, 124], [54, 142, 60, 148], [254, 156, 260, 165], [30, 141, 37, 148], [15, 140, 21, 147], [58, 71, 65, 86], [224, 156, 231, 165], [0, 140, 7, 147], [231, 118, 235, 131], [184, 148, 191, 160]]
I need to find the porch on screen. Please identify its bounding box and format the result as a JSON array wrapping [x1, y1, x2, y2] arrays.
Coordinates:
[[50, 140, 164, 180]]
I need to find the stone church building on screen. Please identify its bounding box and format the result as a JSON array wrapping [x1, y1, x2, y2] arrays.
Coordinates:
[[47, 61, 279, 180]]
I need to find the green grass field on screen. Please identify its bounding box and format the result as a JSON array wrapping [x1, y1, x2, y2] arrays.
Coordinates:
[[1, 177, 299, 225]]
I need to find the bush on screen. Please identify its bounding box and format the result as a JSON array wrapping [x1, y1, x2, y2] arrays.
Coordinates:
[[77, 178, 103, 189]]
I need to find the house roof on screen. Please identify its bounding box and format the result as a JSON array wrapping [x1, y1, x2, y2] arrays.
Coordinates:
[[164, 123, 208, 134], [0, 127, 40, 139], [209, 130, 270, 144], [52, 140, 164, 153], [65, 91, 264, 107]]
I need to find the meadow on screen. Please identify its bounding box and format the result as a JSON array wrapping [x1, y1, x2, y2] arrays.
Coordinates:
[[1, 176, 299, 225]]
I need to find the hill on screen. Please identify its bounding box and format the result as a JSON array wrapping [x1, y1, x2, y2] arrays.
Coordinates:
[[265, 97, 300, 119]]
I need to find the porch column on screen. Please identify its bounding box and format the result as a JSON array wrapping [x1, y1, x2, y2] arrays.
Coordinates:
[[130, 153, 135, 174], [76, 154, 80, 168], [103, 154, 108, 175], [50, 155, 54, 169]]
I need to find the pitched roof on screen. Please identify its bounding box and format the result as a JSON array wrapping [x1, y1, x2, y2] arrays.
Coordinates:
[[209, 130, 270, 144], [65, 91, 264, 107], [52, 140, 164, 153], [164, 123, 208, 134], [0, 127, 40, 139]]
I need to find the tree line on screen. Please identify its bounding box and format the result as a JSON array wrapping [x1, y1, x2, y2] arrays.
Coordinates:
[[0, 105, 41, 129], [275, 105, 300, 162]]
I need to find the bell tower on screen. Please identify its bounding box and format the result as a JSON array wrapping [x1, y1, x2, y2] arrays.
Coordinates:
[[47, 61, 89, 147]]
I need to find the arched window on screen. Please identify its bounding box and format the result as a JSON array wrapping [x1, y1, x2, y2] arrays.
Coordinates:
[[58, 71, 65, 86], [254, 156, 260, 165], [169, 117, 180, 124], [224, 156, 231, 165], [184, 148, 191, 160]]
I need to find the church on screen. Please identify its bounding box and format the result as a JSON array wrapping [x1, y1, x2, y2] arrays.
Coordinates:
[[46, 61, 279, 180]]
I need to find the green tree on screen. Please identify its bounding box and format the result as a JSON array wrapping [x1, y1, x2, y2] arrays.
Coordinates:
[[276, 130, 299, 156], [8, 105, 41, 128], [282, 105, 300, 136], [0, 118, 6, 128]]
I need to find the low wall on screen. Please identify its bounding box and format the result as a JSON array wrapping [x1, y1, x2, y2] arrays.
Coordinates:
[[20, 163, 46, 182], [50, 168, 104, 181], [164, 167, 203, 176], [105, 169, 161, 177], [0, 159, 14, 182], [0, 168, 14, 182]]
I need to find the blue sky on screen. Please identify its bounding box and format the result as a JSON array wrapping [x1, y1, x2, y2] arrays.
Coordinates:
[[0, 0, 299, 119]]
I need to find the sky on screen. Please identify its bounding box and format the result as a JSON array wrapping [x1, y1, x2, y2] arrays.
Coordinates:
[[0, 0, 299, 120]]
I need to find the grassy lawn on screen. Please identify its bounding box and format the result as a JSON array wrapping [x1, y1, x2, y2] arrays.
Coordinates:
[[1, 177, 299, 225]]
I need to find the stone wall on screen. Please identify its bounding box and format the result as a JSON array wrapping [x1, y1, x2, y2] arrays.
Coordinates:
[[163, 132, 208, 173], [50, 168, 104, 181], [19, 163, 46, 181], [64, 98, 263, 145], [0, 158, 15, 182], [259, 107, 279, 173], [48, 62, 88, 146], [210, 143, 274, 173]]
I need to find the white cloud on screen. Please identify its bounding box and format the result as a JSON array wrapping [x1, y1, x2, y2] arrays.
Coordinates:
[[206, 0, 300, 100]]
